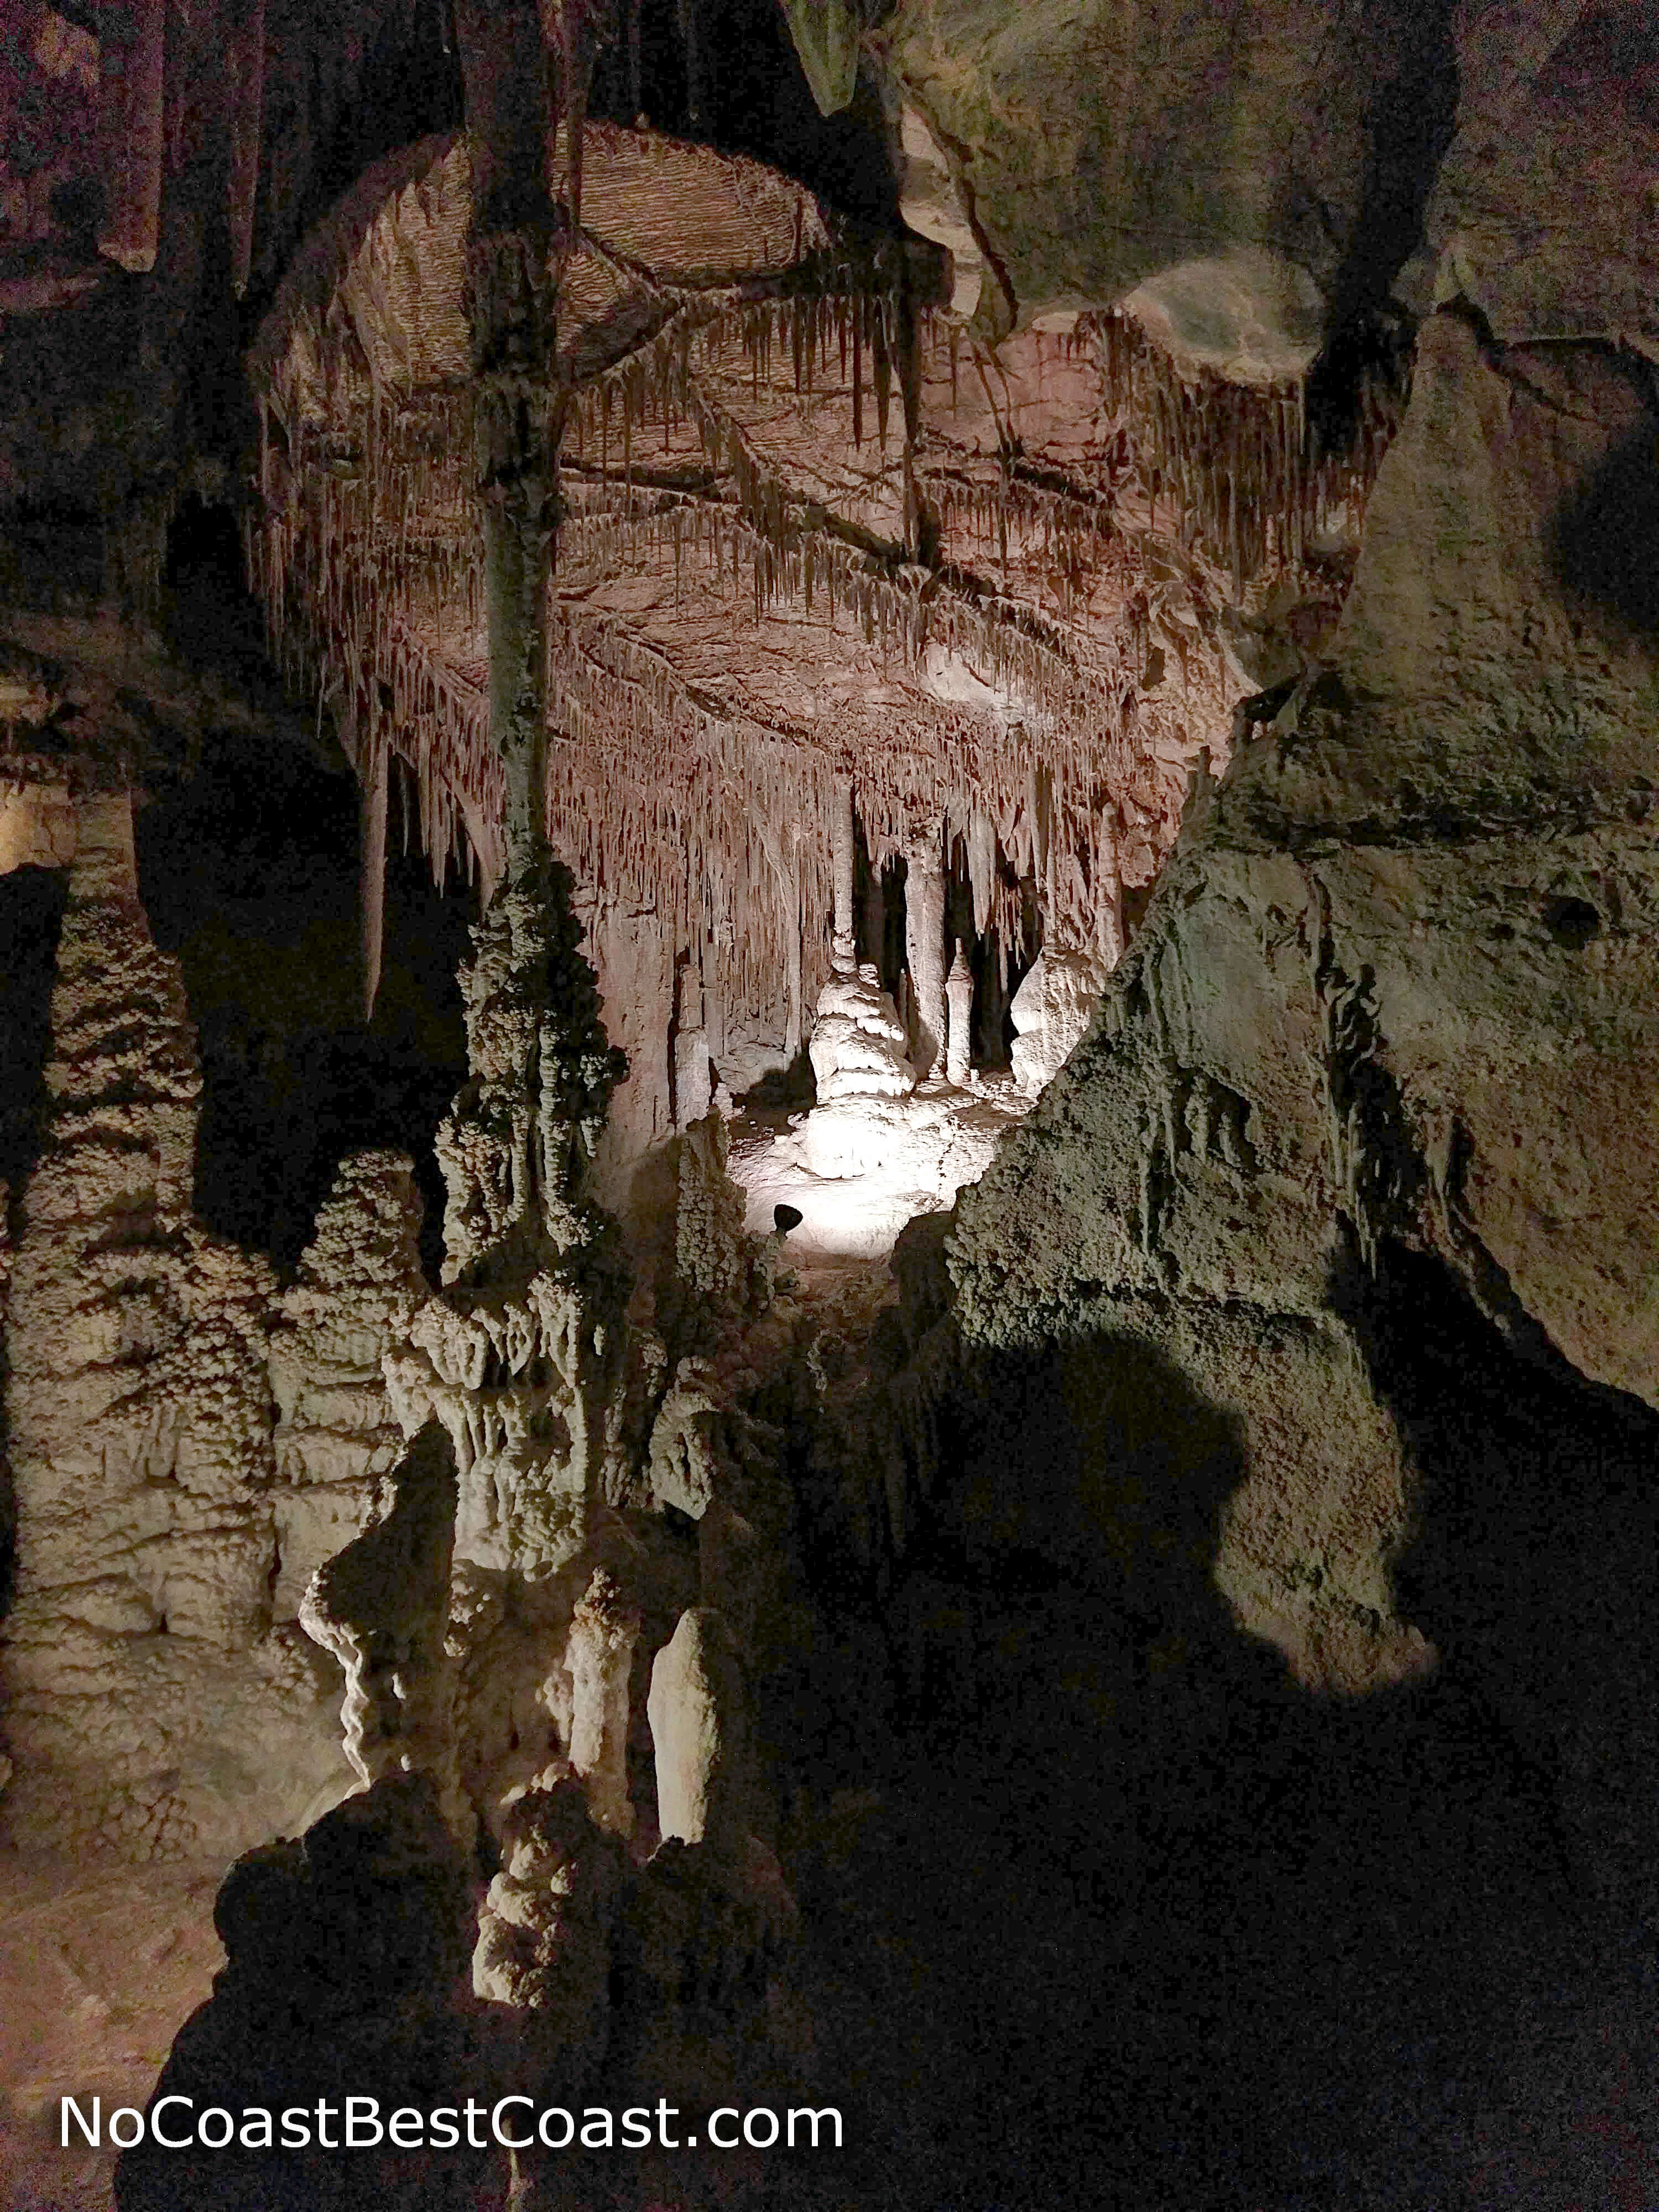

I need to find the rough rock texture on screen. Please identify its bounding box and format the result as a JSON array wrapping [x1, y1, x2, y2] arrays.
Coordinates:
[[0, 793, 351, 1857], [471, 1771, 623, 2067], [906, 250, 1659, 1912], [300, 1419, 462, 1810], [667, 1111, 769, 1326], [876, 0, 1457, 338], [618, 1829, 799, 2040], [269, 1146, 428, 1619], [1411, 2, 1659, 350], [382, 856, 634, 1619], [1008, 943, 1114, 1097], [562, 1567, 642, 1838]]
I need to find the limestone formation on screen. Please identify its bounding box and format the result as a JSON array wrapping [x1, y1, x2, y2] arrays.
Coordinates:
[[113, 1772, 489, 2212], [299, 1420, 461, 1807], [269, 1147, 429, 1619], [562, 1568, 641, 1838], [13, 10, 1659, 2210], [383, 853, 632, 1601], [0, 793, 351, 1856], [648, 1606, 749, 1849], [1009, 945, 1114, 1097], [863, 0, 1455, 341], [807, 964, 915, 1103], [243, 123, 1254, 1167], [471, 1772, 624, 2068], [669, 1110, 767, 1326]]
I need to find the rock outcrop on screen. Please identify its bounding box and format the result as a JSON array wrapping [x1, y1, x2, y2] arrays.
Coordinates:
[[877, 35, 1659, 1905], [873, 0, 1457, 341], [0, 792, 351, 1856]]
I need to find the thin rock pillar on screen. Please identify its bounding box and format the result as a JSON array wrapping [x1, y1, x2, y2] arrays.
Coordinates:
[[831, 776, 857, 973], [945, 944, 973, 1086], [360, 737, 388, 1021], [905, 830, 947, 1079], [564, 1567, 641, 1838], [455, 0, 560, 867]]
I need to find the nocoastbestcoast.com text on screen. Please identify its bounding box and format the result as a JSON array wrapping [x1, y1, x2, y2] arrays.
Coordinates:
[[62, 2096, 842, 2154]]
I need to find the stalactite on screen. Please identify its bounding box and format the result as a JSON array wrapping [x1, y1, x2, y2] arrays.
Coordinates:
[[247, 128, 1243, 1071]]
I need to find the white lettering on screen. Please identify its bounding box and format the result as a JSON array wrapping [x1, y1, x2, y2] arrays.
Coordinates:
[[620, 2106, 652, 2148], [345, 2096, 382, 2147], [787, 2107, 843, 2148], [153, 2096, 195, 2150], [61, 2097, 100, 2148], [744, 2108, 779, 2148], [491, 2097, 531, 2150], [240, 2109, 273, 2149], [708, 2107, 739, 2148], [108, 2107, 145, 2150], [538, 2106, 575, 2150], [198, 2108, 233, 2149]]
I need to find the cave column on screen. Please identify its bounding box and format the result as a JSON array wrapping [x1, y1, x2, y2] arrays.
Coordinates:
[[455, 0, 561, 869], [1099, 823, 1126, 970], [97, 0, 166, 273], [785, 833, 805, 1056], [360, 736, 388, 1021], [945, 945, 973, 1085], [905, 828, 947, 1078], [831, 775, 857, 973]]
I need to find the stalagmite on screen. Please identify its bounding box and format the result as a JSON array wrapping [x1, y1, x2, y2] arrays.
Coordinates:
[[648, 1607, 748, 1850], [564, 1568, 643, 1839], [905, 832, 947, 1080], [945, 945, 973, 1086], [472, 1775, 623, 2065]]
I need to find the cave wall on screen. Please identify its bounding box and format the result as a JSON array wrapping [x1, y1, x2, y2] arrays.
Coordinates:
[[908, 4, 1659, 1893]]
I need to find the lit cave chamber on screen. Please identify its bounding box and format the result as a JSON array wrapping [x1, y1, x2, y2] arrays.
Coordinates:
[[3, 4, 1659, 2209]]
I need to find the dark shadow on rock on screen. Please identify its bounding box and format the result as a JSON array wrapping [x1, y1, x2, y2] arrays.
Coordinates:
[[135, 735, 472, 1274], [762, 1297, 1659, 2211], [1335, 1237, 1659, 1915], [1549, 402, 1659, 637], [929, 1331, 1250, 1623], [0, 865, 66, 1194], [114, 1772, 505, 2212], [0, 865, 65, 1625]]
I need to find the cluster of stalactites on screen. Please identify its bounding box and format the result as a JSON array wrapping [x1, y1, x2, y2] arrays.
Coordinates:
[[244, 399, 504, 902], [1083, 309, 1400, 592]]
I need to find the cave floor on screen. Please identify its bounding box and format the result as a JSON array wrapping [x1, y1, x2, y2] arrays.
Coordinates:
[[0, 1850, 228, 2211]]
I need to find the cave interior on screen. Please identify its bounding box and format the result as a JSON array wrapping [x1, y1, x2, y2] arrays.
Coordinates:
[[3, 2, 1659, 2208]]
